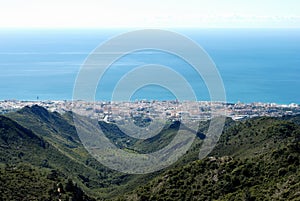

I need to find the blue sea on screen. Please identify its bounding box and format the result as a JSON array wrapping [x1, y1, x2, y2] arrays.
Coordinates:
[[0, 28, 299, 104]]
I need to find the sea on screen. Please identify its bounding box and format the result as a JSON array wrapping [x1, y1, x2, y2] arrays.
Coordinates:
[[0, 28, 299, 104]]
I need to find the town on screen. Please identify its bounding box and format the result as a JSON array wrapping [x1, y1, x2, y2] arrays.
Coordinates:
[[1, 100, 299, 122]]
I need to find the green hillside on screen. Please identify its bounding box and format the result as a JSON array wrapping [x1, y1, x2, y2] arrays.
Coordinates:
[[1, 105, 300, 200], [0, 115, 95, 200], [117, 116, 300, 200], [2, 105, 202, 199]]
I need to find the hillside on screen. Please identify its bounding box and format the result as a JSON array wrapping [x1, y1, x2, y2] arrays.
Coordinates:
[[1, 106, 300, 200], [0, 115, 95, 200], [2, 105, 204, 199], [116, 116, 300, 200]]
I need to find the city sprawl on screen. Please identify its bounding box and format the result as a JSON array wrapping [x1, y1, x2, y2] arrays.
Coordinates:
[[1, 100, 299, 122]]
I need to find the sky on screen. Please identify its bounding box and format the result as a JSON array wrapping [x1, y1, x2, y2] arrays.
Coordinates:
[[0, 0, 299, 28]]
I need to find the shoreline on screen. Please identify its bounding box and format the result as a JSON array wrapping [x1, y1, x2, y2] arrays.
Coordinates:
[[0, 99, 299, 106]]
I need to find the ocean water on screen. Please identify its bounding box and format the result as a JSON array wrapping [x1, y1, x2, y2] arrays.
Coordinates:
[[0, 28, 299, 104]]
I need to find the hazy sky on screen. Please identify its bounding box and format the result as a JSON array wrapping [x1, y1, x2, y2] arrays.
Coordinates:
[[0, 0, 299, 28]]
